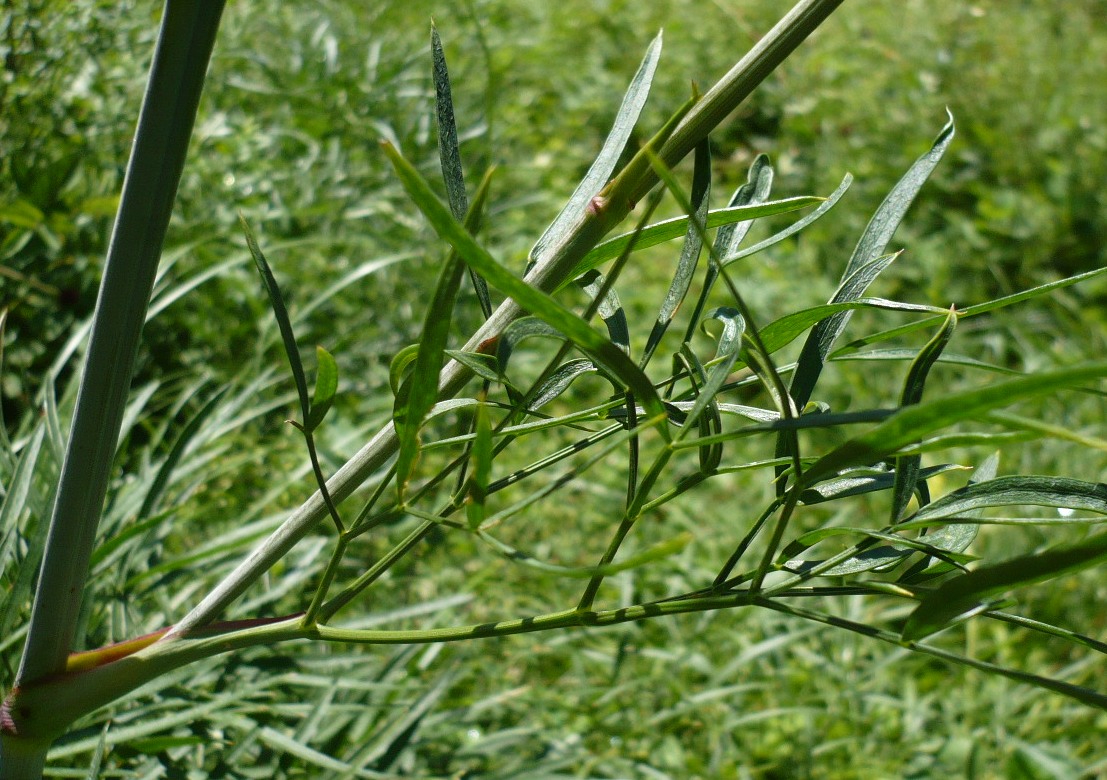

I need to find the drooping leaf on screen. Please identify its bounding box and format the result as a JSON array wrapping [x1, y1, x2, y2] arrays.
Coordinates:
[[903, 528, 1107, 642], [803, 362, 1107, 485], [494, 317, 565, 374]]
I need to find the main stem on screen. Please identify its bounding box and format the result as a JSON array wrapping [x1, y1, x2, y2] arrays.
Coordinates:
[[2, 1, 225, 775], [172, 0, 847, 637]]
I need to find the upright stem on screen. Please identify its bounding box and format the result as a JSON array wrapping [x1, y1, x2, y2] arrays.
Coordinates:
[[2, 1, 225, 774], [170, 0, 847, 637]]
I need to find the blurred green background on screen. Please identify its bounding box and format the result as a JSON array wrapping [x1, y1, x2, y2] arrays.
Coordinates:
[[3, 0, 1106, 777]]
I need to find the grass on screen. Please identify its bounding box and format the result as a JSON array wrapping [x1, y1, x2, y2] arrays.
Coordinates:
[[3, 0, 1107, 777]]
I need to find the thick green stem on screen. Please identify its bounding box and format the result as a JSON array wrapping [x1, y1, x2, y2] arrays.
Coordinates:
[[1, 1, 225, 774], [171, 0, 848, 638]]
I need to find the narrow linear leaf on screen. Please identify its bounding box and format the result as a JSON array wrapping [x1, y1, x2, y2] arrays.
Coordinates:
[[531, 31, 662, 267], [893, 454, 996, 584], [305, 345, 338, 432], [642, 139, 711, 367], [800, 464, 966, 506], [432, 24, 492, 317], [834, 266, 1107, 359], [431, 25, 467, 221], [241, 215, 309, 421], [466, 397, 493, 530], [787, 251, 901, 408], [721, 172, 852, 267], [579, 270, 630, 354], [803, 362, 1107, 485], [907, 476, 1107, 524], [562, 196, 822, 285], [903, 527, 1107, 642], [394, 170, 494, 493], [788, 114, 955, 416], [684, 154, 774, 342], [382, 141, 670, 440], [495, 317, 565, 373], [891, 308, 958, 521], [528, 359, 598, 410]]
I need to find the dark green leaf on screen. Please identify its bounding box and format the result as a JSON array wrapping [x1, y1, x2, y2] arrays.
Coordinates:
[[641, 139, 711, 367], [466, 398, 493, 530], [432, 24, 491, 317], [382, 142, 671, 440], [803, 362, 1107, 485], [891, 309, 958, 521], [578, 271, 629, 353], [563, 196, 822, 285], [903, 528, 1107, 641], [242, 214, 309, 422]]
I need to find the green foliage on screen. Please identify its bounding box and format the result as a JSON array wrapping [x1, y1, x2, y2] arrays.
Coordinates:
[[3, 0, 1107, 777]]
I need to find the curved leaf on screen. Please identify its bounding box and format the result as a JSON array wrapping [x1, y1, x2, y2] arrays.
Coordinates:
[[803, 362, 1107, 485], [903, 528, 1107, 641], [531, 32, 662, 267], [383, 142, 671, 441], [306, 346, 338, 432]]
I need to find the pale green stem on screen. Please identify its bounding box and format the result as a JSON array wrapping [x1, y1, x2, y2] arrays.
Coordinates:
[[170, 0, 848, 638], [1, 1, 226, 774], [10, 593, 767, 744]]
